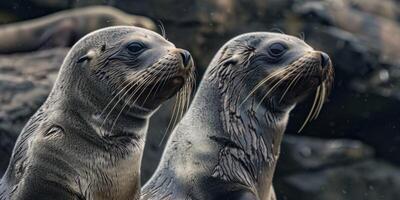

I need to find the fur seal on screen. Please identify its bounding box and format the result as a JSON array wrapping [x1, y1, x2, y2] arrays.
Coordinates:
[[0, 6, 155, 54], [142, 32, 334, 200], [0, 26, 195, 200]]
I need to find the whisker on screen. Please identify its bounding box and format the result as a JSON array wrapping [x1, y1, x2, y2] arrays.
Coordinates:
[[100, 71, 149, 132], [313, 82, 326, 120], [241, 66, 293, 106], [187, 76, 195, 109], [159, 71, 195, 146], [100, 71, 144, 118], [140, 69, 169, 107], [110, 70, 160, 133], [150, 69, 170, 100], [279, 67, 305, 102], [157, 20, 167, 39], [182, 83, 190, 113], [159, 73, 178, 146], [256, 66, 298, 109], [298, 85, 321, 133], [100, 79, 138, 134], [104, 69, 155, 133], [172, 89, 184, 129]]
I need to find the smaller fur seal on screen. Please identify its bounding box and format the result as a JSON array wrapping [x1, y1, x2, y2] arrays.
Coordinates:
[[142, 32, 333, 200], [0, 6, 155, 54], [0, 26, 195, 200]]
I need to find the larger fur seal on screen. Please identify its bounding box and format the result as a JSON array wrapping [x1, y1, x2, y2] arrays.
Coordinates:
[[0, 26, 194, 200], [142, 32, 333, 200]]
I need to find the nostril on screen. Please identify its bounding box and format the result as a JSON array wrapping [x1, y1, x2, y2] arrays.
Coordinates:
[[320, 52, 330, 68], [179, 50, 191, 67]]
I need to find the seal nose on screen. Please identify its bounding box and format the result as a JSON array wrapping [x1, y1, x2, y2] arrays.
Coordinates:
[[179, 49, 192, 68], [320, 52, 330, 68]]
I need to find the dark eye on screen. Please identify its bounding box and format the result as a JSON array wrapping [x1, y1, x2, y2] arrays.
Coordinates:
[[127, 42, 145, 54], [268, 42, 287, 57]]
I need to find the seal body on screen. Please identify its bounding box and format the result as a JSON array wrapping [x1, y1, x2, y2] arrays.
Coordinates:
[[0, 26, 194, 200], [142, 32, 333, 200], [0, 6, 155, 54]]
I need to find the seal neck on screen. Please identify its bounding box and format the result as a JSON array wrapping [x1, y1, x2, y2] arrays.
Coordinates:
[[193, 67, 290, 197]]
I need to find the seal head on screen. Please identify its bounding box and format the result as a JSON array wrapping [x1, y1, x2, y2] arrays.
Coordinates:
[[212, 32, 333, 110], [74, 26, 194, 114]]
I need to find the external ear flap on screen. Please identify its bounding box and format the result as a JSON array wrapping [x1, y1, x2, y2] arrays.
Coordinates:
[[76, 49, 96, 64], [77, 55, 90, 63], [222, 55, 240, 67]]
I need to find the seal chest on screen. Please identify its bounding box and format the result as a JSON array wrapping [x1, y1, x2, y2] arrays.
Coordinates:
[[141, 32, 333, 200], [0, 26, 195, 200]]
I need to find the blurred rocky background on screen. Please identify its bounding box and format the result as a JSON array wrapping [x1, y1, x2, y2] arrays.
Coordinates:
[[0, 0, 399, 199]]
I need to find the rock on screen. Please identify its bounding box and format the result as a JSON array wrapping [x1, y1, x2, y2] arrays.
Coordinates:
[[275, 135, 400, 200], [30, 0, 71, 9], [0, 48, 68, 176], [276, 136, 374, 175], [276, 0, 400, 165], [347, 0, 400, 21], [275, 160, 400, 200], [293, 0, 400, 65]]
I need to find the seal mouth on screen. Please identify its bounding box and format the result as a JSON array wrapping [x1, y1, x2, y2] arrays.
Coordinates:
[[120, 75, 186, 110], [136, 57, 195, 109], [149, 76, 186, 100]]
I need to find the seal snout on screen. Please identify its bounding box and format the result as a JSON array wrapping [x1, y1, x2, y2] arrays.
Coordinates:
[[180, 49, 191, 67], [319, 51, 330, 69], [176, 48, 193, 68]]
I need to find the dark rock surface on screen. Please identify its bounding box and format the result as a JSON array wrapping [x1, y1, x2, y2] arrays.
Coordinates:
[[275, 136, 400, 200], [276, 160, 400, 200], [276, 135, 374, 175], [0, 48, 68, 175]]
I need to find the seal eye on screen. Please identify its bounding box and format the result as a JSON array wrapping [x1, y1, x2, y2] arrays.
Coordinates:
[[127, 42, 145, 54], [268, 42, 287, 57]]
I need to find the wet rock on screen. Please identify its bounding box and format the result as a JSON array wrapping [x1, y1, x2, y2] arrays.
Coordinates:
[[275, 136, 400, 200], [293, 0, 400, 65], [30, 0, 71, 9], [278, 0, 400, 166], [347, 0, 400, 21], [276, 136, 374, 175], [275, 160, 400, 200], [0, 48, 68, 176]]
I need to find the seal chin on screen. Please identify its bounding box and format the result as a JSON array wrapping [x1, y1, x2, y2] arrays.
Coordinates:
[[277, 70, 331, 106], [134, 76, 187, 110]]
